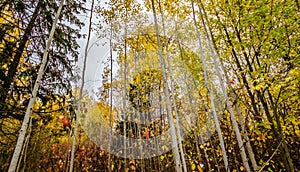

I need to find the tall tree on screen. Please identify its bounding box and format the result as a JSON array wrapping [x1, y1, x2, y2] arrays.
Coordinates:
[[151, 0, 182, 171], [0, 0, 85, 119], [196, 2, 251, 171], [69, 0, 94, 171], [202, 0, 299, 170], [191, 1, 229, 171], [8, 1, 65, 171], [0, 0, 86, 171]]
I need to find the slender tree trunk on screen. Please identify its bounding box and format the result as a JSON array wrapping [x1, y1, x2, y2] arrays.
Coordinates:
[[257, 92, 294, 172], [229, 127, 241, 172], [211, 7, 261, 120], [184, 75, 211, 172], [200, 133, 212, 171], [207, 131, 221, 172], [199, 2, 259, 169], [181, 44, 208, 172], [267, 91, 294, 171], [205, 1, 294, 170], [254, 48, 294, 171], [69, 0, 94, 171], [16, 118, 32, 172], [235, 101, 258, 170], [63, 128, 72, 171], [108, 11, 113, 172], [219, 57, 258, 170], [8, 1, 64, 171], [219, 58, 258, 170], [150, 0, 182, 171], [191, 1, 229, 171], [196, 3, 251, 171], [211, 1, 293, 169], [157, 1, 187, 171], [123, 11, 128, 170]]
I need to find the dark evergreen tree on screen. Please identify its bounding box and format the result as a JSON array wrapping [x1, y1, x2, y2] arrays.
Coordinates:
[[0, 0, 86, 116], [0, 0, 86, 170]]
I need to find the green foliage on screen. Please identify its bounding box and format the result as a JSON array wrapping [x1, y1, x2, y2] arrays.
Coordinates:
[[202, 0, 300, 170]]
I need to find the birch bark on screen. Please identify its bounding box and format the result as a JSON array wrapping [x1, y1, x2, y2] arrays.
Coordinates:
[[196, 3, 251, 171], [69, 0, 94, 171], [191, 1, 230, 171], [8, 1, 65, 171], [151, 0, 182, 171]]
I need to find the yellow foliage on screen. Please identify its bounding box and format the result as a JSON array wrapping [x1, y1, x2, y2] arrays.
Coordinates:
[[191, 163, 196, 170], [296, 130, 300, 137], [1, 5, 30, 88], [96, 101, 116, 122], [0, 7, 21, 46]]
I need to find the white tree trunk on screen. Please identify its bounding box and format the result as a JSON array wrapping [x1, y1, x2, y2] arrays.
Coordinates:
[[108, 16, 113, 172], [199, 2, 258, 170], [221, 58, 258, 171], [196, 3, 251, 172], [8, 1, 65, 171], [69, 0, 94, 171], [157, 1, 187, 171], [151, 0, 182, 171], [236, 101, 258, 171], [191, 1, 230, 171]]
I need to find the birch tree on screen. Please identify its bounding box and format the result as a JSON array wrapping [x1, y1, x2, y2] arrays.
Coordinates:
[[196, 3, 251, 171], [8, 1, 65, 171], [157, 0, 187, 171], [151, 0, 182, 171], [202, 0, 299, 170], [69, 0, 94, 171], [191, 1, 229, 171]]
